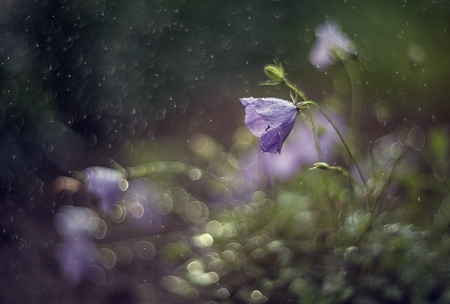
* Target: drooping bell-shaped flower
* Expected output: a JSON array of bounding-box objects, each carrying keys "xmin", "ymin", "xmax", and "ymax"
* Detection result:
[
  {"xmin": 240, "ymin": 97, "xmax": 298, "ymax": 154},
  {"xmin": 83, "ymin": 166, "xmax": 125, "ymax": 212},
  {"xmin": 308, "ymin": 19, "xmax": 356, "ymax": 70}
]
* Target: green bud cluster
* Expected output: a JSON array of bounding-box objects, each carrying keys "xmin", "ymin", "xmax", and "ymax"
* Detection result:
[{"xmin": 260, "ymin": 62, "xmax": 285, "ymax": 85}]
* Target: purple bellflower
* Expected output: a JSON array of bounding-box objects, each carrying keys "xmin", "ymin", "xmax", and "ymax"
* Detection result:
[
  {"xmin": 240, "ymin": 97, "xmax": 298, "ymax": 154},
  {"xmin": 83, "ymin": 166, "xmax": 124, "ymax": 213},
  {"xmin": 308, "ymin": 19, "xmax": 356, "ymax": 70}
]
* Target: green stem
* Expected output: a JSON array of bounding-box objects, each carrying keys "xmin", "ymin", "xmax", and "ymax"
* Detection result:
[
  {"xmin": 306, "ymin": 101, "xmax": 367, "ymax": 188},
  {"xmin": 354, "ymin": 148, "xmax": 406, "ymax": 245},
  {"xmin": 281, "ymin": 76, "xmax": 366, "ymax": 187},
  {"xmin": 124, "ymin": 161, "xmax": 224, "ymax": 184},
  {"xmin": 308, "ymin": 106, "xmax": 337, "ymax": 231},
  {"xmin": 283, "ymin": 77, "xmax": 345, "ymax": 231},
  {"xmin": 282, "ymin": 77, "xmax": 341, "ymax": 230},
  {"xmin": 327, "ymin": 165, "xmax": 361, "ymax": 186},
  {"xmin": 283, "ymin": 77, "xmax": 308, "ymax": 102},
  {"xmin": 308, "ymin": 107, "xmax": 324, "ymax": 161},
  {"xmin": 343, "ymin": 60, "xmax": 363, "ymax": 132}
]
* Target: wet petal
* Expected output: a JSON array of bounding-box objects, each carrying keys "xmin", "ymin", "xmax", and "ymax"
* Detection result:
[
  {"xmin": 277, "ymin": 113, "xmax": 297, "ymax": 151},
  {"xmin": 244, "ymin": 103, "xmax": 269, "ymax": 137},
  {"xmin": 253, "ymin": 98, "xmax": 298, "ymax": 129},
  {"xmin": 241, "ymin": 97, "xmax": 298, "ymax": 154},
  {"xmin": 240, "ymin": 97, "xmax": 255, "ymax": 107},
  {"xmin": 260, "ymin": 128, "xmax": 281, "ymax": 153}
]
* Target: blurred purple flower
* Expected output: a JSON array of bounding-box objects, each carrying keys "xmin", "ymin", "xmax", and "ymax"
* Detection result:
[
  {"xmin": 83, "ymin": 166, "xmax": 124, "ymax": 212},
  {"xmin": 308, "ymin": 19, "xmax": 356, "ymax": 70},
  {"xmin": 240, "ymin": 97, "xmax": 298, "ymax": 154},
  {"xmin": 54, "ymin": 206, "xmax": 98, "ymax": 285},
  {"xmin": 54, "ymin": 206, "xmax": 97, "ymax": 237},
  {"xmin": 56, "ymin": 238, "xmax": 97, "ymax": 285}
]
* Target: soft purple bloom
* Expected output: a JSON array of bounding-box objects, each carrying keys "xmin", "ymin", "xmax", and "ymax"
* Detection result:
[
  {"xmin": 83, "ymin": 166, "xmax": 124, "ymax": 212},
  {"xmin": 240, "ymin": 97, "xmax": 298, "ymax": 154},
  {"xmin": 56, "ymin": 239, "xmax": 97, "ymax": 285},
  {"xmin": 54, "ymin": 206, "xmax": 97, "ymax": 236},
  {"xmin": 308, "ymin": 20, "xmax": 356, "ymax": 70},
  {"xmin": 54, "ymin": 206, "xmax": 98, "ymax": 285}
]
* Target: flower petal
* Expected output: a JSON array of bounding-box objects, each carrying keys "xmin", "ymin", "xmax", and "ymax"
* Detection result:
[
  {"xmin": 241, "ymin": 97, "xmax": 298, "ymax": 154},
  {"xmin": 253, "ymin": 98, "xmax": 298, "ymax": 129},
  {"xmin": 259, "ymin": 127, "xmax": 281, "ymax": 153},
  {"xmin": 240, "ymin": 97, "xmax": 255, "ymax": 107},
  {"xmin": 308, "ymin": 19, "xmax": 356, "ymax": 70},
  {"xmin": 308, "ymin": 42, "xmax": 334, "ymax": 70},
  {"xmin": 317, "ymin": 20, "xmax": 355, "ymax": 54},
  {"xmin": 243, "ymin": 103, "xmax": 269, "ymax": 137},
  {"xmin": 277, "ymin": 113, "xmax": 297, "ymax": 150},
  {"xmin": 259, "ymin": 111, "xmax": 297, "ymax": 154}
]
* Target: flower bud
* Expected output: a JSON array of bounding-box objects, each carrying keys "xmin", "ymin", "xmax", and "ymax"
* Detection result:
[
  {"xmin": 313, "ymin": 162, "xmax": 331, "ymax": 170},
  {"xmin": 263, "ymin": 63, "xmax": 285, "ymax": 84}
]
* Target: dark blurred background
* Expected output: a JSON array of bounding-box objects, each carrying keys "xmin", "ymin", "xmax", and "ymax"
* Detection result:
[{"xmin": 1, "ymin": 0, "xmax": 450, "ymax": 303}]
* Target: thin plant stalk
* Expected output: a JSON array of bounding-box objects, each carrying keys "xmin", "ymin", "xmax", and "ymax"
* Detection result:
[
  {"xmin": 282, "ymin": 76, "xmax": 366, "ymax": 187},
  {"xmin": 355, "ymin": 149, "xmax": 406, "ymax": 245},
  {"xmin": 343, "ymin": 60, "xmax": 364, "ymax": 132},
  {"xmin": 283, "ymin": 77, "xmax": 307, "ymax": 102},
  {"xmin": 308, "ymin": 101, "xmax": 366, "ymax": 188},
  {"xmin": 284, "ymin": 77, "xmax": 339, "ymax": 231},
  {"xmin": 124, "ymin": 161, "xmax": 224, "ymax": 183},
  {"xmin": 308, "ymin": 106, "xmax": 338, "ymax": 231}
]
